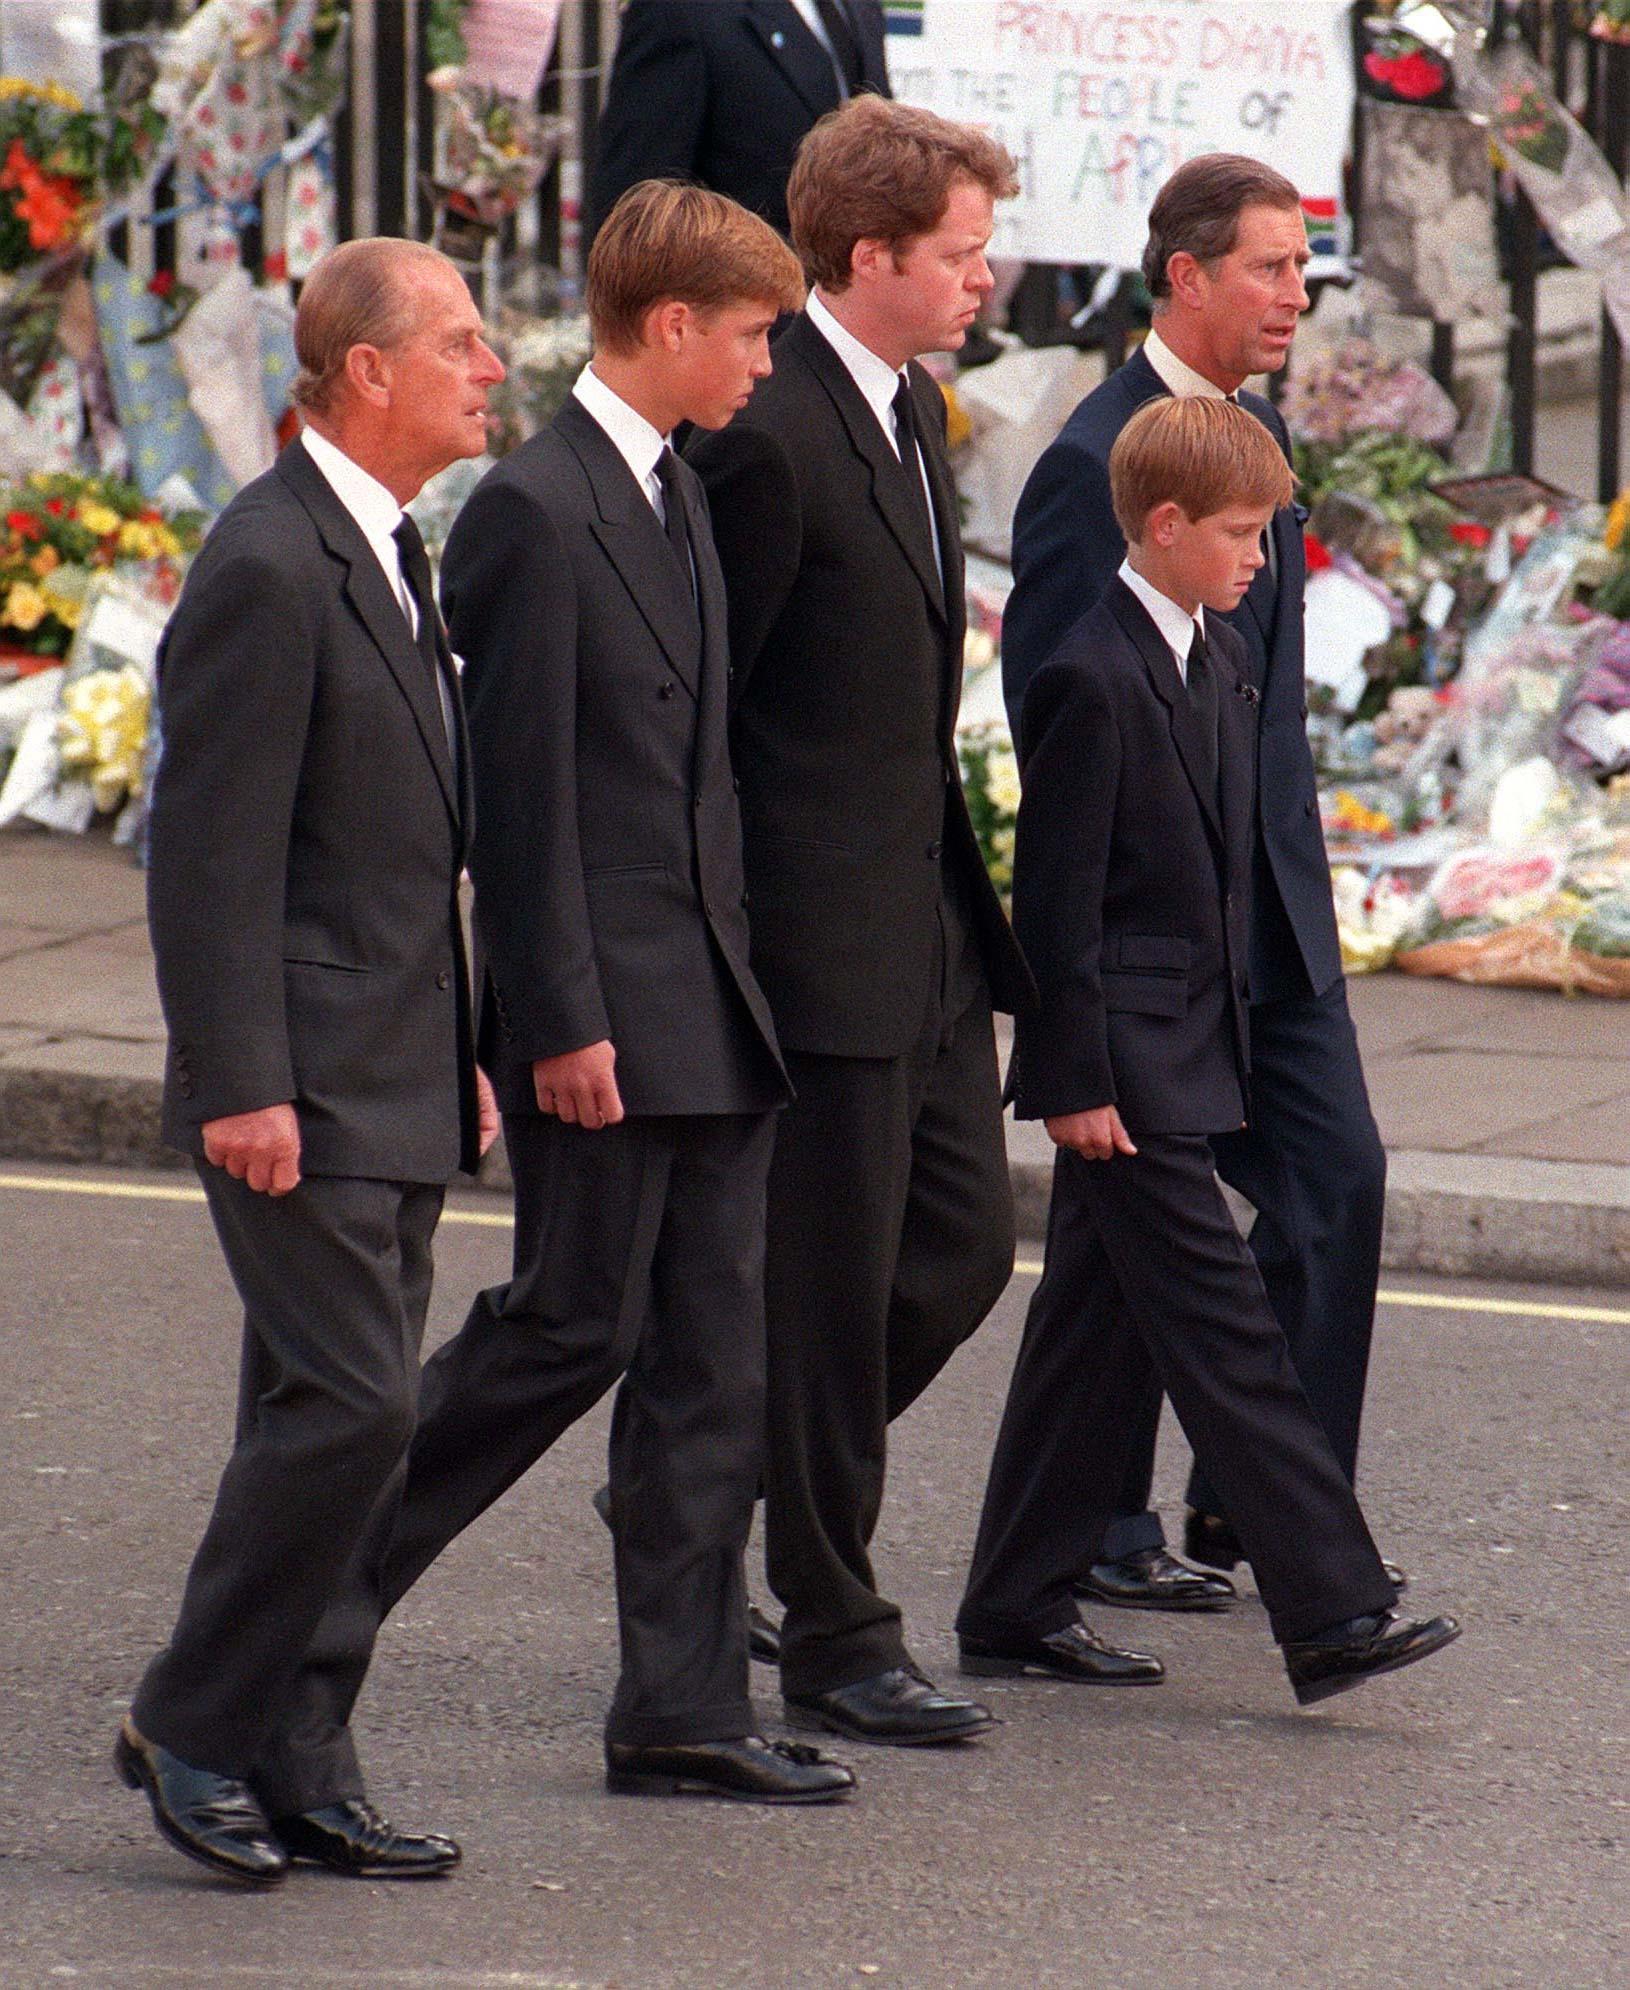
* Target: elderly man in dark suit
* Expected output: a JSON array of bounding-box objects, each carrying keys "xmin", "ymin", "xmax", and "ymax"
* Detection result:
[
  {"xmin": 263, "ymin": 181, "xmax": 854, "ymax": 1811},
  {"xmin": 1001, "ymin": 154, "xmax": 1400, "ymax": 1616},
  {"xmin": 117, "ymin": 238, "xmax": 504, "ymax": 1885},
  {"xmin": 588, "ymin": 0, "xmax": 890, "ymax": 242},
  {"xmin": 691, "ymin": 97, "xmax": 1155, "ymax": 1751}
]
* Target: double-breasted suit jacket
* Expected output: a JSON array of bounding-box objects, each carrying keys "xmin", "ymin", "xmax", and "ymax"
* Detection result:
[
  {"xmin": 588, "ymin": 0, "xmax": 891, "ymax": 242},
  {"xmin": 445, "ymin": 396, "xmax": 787, "ymax": 1120}
]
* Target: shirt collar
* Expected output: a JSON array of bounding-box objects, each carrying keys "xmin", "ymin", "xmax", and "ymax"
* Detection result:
[
  {"xmin": 807, "ymin": 289, "xmax": 907, "ymax": 446},
  {"xmin": 1118, "ymin": 557, "xmax": 1204, "ymax": 674},
  {"xmin": 572, "ymin": 362, "xmax": 668, "ymax": 497},
  {"xmin": 298, "ymin": 423, "xmax": 405, "ymax": 544},
  {"xmin": 1143, "ymin": 324, "xmax": 1235, "ymax": 402}
]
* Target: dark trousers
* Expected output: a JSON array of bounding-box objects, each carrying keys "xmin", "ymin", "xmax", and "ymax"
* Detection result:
[
  {"xmin": 132, "ymin": 1169, "xmax": 443, "ymax": 1781},
  {"xmin": 766, "ymin": 968, "xmax": 1014, "ymax": 1698},
  {"xmin": 1101, "ymin": 977, "xmax": 1386, "ymax": 1559},
  {"xmin": 957, "ymin": 1136, "xmax": 1395, "ymax": 1647},
  {"xmin": 256, "ymin": 1108, "xmax": 775, "ymax": 1812}
]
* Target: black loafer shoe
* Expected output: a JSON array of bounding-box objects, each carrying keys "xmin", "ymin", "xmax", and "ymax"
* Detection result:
[
  {"xmin": 747, "ymin": 1604, "xmax": 781, "ymax": 1666},
  {"xmin": 1384, "ymin": 1559, "xmax": 1408, "ymax": 1593},
  {"xmin": 958, "ymin": 1619, "xmax": 1165, "ymax": 1684},
  {"xmin": 1284, "ymin": 1610, "xmax": 1461, "ymax": 1707},
  {"xmin": 114, "ymin": 1719, "xmax": 287, "ymax": 1886},
  {"xmin": 273, "ymin": 1799, "xmax": 460, "ymax": 1877},
  {"xmin": 606, "ymin": 1735, "xmax": 855, "ymax": 1804},
  {"xmin": 784, "ymin": 1665, "xmax": 994, "ymax": 1746},
  {"xmin": 1076, "ymin": 1547, "xmax": 1236, "ymax": 1612}
]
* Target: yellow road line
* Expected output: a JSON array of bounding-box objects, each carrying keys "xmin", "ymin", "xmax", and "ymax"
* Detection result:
[
  {"xmin": 1011, "ymin": 1255, "xmax": 1630, "ymax": 1322},
  {"xmin": 2, "ymin": 1172, "xmax": 1627, "ymax": 1321}
]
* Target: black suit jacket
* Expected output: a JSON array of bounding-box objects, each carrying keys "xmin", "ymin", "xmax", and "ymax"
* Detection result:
[
  {"xmin": 1002, "ymin": 346, "xmax": 1340, "ymax": 1005},
  {"xmin": 147, "ymin": 437, "xmax": 479, "ymax": 1181},
  {"xmin": 687, "ymin": 309, "xmax": 1032, "ymax": 1059},
  {"xmin": 441, "ymin": 394, "xmax": 788, "ymax": 1121},
  {"xmin": 1010, "ymin": 579, "xmax": 1254, "ymax": 1136},
  {"xmin": 588, "ymin": 0, "xmax": 890, "ymax": 240}
]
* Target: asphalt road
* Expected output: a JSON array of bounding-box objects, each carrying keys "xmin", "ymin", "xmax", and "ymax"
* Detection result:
[{"xmin": 1, "ymin": 1162, "xmax": 1626, "ymax": 1989}]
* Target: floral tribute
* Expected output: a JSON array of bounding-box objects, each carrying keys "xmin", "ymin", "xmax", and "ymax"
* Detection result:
[
  {"xmin": 0, "ymin": 78, "xmax": 163, "ymax": 277},
  {"xmin": 0, "ymin": 472, "xmax": 200, "ymax": 661}
]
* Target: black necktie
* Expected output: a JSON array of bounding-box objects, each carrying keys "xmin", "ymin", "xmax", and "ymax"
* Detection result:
[
  {"xmin": 891, "ymin": 375, "xmax": 937, "ymax": 554},
  {"xmin": 392, "ymin": 515, "xmax": 450, "ymax": 708},
  {"xmin": 1186, "ymin": 625, "xmax": 1219, "ymax": 804},
  {"xmin": 654, "ymin": 447, "xmax": 696, "ymax": 602},
  {"xmin": 813, "ymin": 0, "xmax": 865, "ymax": 93}
]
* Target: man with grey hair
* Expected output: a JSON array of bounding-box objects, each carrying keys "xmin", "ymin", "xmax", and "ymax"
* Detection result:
[
  {"xmin": 115, "ymin": 237, "xmax": 504, "ymax": 1886},
  {"xmin": 995, "ymin": 154, "xmax": 1400, "ymax": 1640}
]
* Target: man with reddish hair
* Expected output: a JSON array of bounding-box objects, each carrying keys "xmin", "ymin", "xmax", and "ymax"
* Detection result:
[{"xmin": 692, "ymin": 97, "xmax": 1154, "ymax": 1750}]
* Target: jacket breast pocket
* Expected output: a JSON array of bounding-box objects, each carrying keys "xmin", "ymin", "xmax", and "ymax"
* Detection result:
[
  {"xmin": 1117, "ymin": 935, "xmax": 1190, "ymax": 975},
  {"xmin": 1101, "ymin": 971, "xmax": 1188, "ymax": 1018}
]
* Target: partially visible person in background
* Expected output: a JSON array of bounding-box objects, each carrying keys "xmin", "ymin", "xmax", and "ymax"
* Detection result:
[{"xmin": 588, "ymin": 0, "xmax": 890, "ymax": 244}]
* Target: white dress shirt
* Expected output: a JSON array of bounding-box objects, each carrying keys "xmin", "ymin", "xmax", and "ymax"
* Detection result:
[
  {"xmin": 1142, "ymin": 324, "xmax": 1233, "ymax": 402},
  {"xmin": 299, "ymin": 422, "xmax": 421, "ymax": 634},
  {"xmin": 1117, "ymin": 556, "xmax": 1204, "ymax": 688},
  {"xmin": 805, "ymin": 289, "xmax": 944, "ymax": 587},
  {"xmin": 571, "ymin": 362, "xmax": 670, "ymax": 519}
]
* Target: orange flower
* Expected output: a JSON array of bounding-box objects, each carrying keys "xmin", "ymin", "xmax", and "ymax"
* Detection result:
[{"xmin": 0, "ymin": 139, "xmax": 82, "ymax": 251}]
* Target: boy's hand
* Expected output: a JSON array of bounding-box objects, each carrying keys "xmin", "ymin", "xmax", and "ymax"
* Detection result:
[{"xmin": 1045, "ymin": 1105, "xmax": 1137, "ymax": 1160}]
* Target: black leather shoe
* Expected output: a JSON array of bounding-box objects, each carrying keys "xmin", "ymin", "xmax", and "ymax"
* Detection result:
[
  {"xmin": 958, "ymin": 1619, "xmax": 1165, "ymax": 1684},
  {"xmin": 1183, "ymin": 1508, "xmax": 1246, "ymax": 1571},
  {"xmin": 1187, "ymin": 1510, "xmax": 1409, "ymax": 1593},
  {"xmin": 747, "ymin": 1604, "xmax": 781, "ymax": 1666},
  {"xmin": 784, "ymin": 1665, "xmax": 994, "ymax": 1745},
  {"xmin": 1284, "ymin": 1610, "xmax": 1461, "ymax": 1707},
  {"xmin": 606, "ymin": 1735, "xmax": 855, "ymax": 1803},
  {"xmin": 114, "ymin": 1719, "xmax": 287, "ymax": 1886},
  {"xmin": 1076, "ymin": 1547, "xmax": 1236, "ymax": 1612},
  {"xmin": 273, "ymin": 1799, "xmax": 460, "ymax": 1877}
]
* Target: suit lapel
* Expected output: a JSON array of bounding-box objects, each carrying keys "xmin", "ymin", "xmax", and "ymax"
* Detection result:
[
  {"xmin": 276, "ymin": 439, "xmax": 460, "ymax": 826},
  {"xmin": 1216, "ymin": 648, "xmax": 1257, "ymax": 886},
  {"xmin": 556, "ymin": 397, "xmax": 702, "ymax": 698},
  {"xmin": 791, "ymin": 314, "xmax": 948, "ymax": 624},
  {"xmin": 913, "ymin": 365, "xmax": 966, "ymax": 732},
  {"xmin": 1106, "ymin": 579, "xmax": 1223, "ymax": 852},
  {"xmin": 680, "ymin": 461, "xmax": 733, "ymax": 785},
  {"xmin": 742, "ymin": 0, "xmax": 842, "ymax": 116}
]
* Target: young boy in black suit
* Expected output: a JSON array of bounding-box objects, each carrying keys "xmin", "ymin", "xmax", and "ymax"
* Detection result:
[{"xmin": 956, "ymin": 397, "xmax": 1460, "ymax": 1707}]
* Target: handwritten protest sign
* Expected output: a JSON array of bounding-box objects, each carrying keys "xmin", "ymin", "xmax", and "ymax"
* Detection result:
[{"xmin": 885, "ymin": 1, "xmax": 1355, "ymax": 270}]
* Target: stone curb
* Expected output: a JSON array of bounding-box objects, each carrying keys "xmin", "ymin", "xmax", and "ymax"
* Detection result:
[{"xmin": 4, "ymin": 1061, "xmax": 1629, "ymax": 1290}]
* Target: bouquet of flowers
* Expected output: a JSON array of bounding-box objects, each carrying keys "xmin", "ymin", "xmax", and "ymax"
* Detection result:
[
  {"xmin": 1491, "ymin": 77, "xmax": 1570, "ymax": 175},
  {"xmin": 0, "ymin": 471, "xmax": 200, "ymax": 663},
  {"xmin": 957, "ymin": 719, "xmax": 1020, "ymax": 905},
  {"xmin": 0, "ymin": 78, "xmax": 162, "ymax": 278},
  {"xmin": 430, "ymin": 77, "xmax": 564, "ymax": 231},
  {"xmin": 1360, "ymin": 25, "xmax": 1454, "ymax": 108}
]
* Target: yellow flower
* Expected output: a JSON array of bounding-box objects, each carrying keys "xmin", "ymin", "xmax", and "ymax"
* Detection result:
[
  {"xmin": 941, "ymin": 381, "xmax": 973, "ymax": 451},
  {"xmin": 117, "ymin": 518, "xmax": 176, "ymax": 559},
  {"xmin": 1606, "ymin": 489, "xmax": 1630, "ymax": 553},
  {"xmin": 42, "ymin": 586, "xmax": 81, "ymax": 629},
  {"xmin": 3, "ymin": 579, "xmax": 49, "ymax": 631},
  {"xmin": 0, "ymin": 77, "xmax": 83, "ymax": 111},
  {"xmin": 75, "ymin": 501, "xmax": 123, "ymax": 536}
]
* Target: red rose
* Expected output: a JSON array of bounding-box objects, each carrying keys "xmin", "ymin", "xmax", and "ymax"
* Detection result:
[
  {"xmin": 1450, "ymin": 520, "xmax": 1492, "ymax": 548},
  {"xmin": 1389, "ymin": 49, "xmax": 1448, "ymax": 100},
  {"xmin": 1304, "ymin": 530, "xmax": 1333, "ymax": 572}
]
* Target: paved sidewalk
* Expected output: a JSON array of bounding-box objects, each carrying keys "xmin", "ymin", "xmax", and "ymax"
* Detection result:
[{"xmin": 3, "ymin": 821, "xmax": 1629, "ymax": 1281}]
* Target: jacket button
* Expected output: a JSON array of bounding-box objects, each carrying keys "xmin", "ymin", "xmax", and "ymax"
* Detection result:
[
  {"xmin": 741, "ymin": 891, "xmax": 750, "ymax": 909},
  {"xmin": 1304, "ymin": 798, "xmax": 1316, "ymax": 817},
  {"xmin": 436, "ymin": 970, "xmax": 451, "ymax": 990},
  {"xmin": 659, "ymin": 680, "xmax": 675, "ymax": 699},
  {"xmin": 733, "ymin": 776, "xmax": 741, "ymax": 794},
  {"xmin": 927, "ymin": 839, "xmax": 943, "ymax": 859}
]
